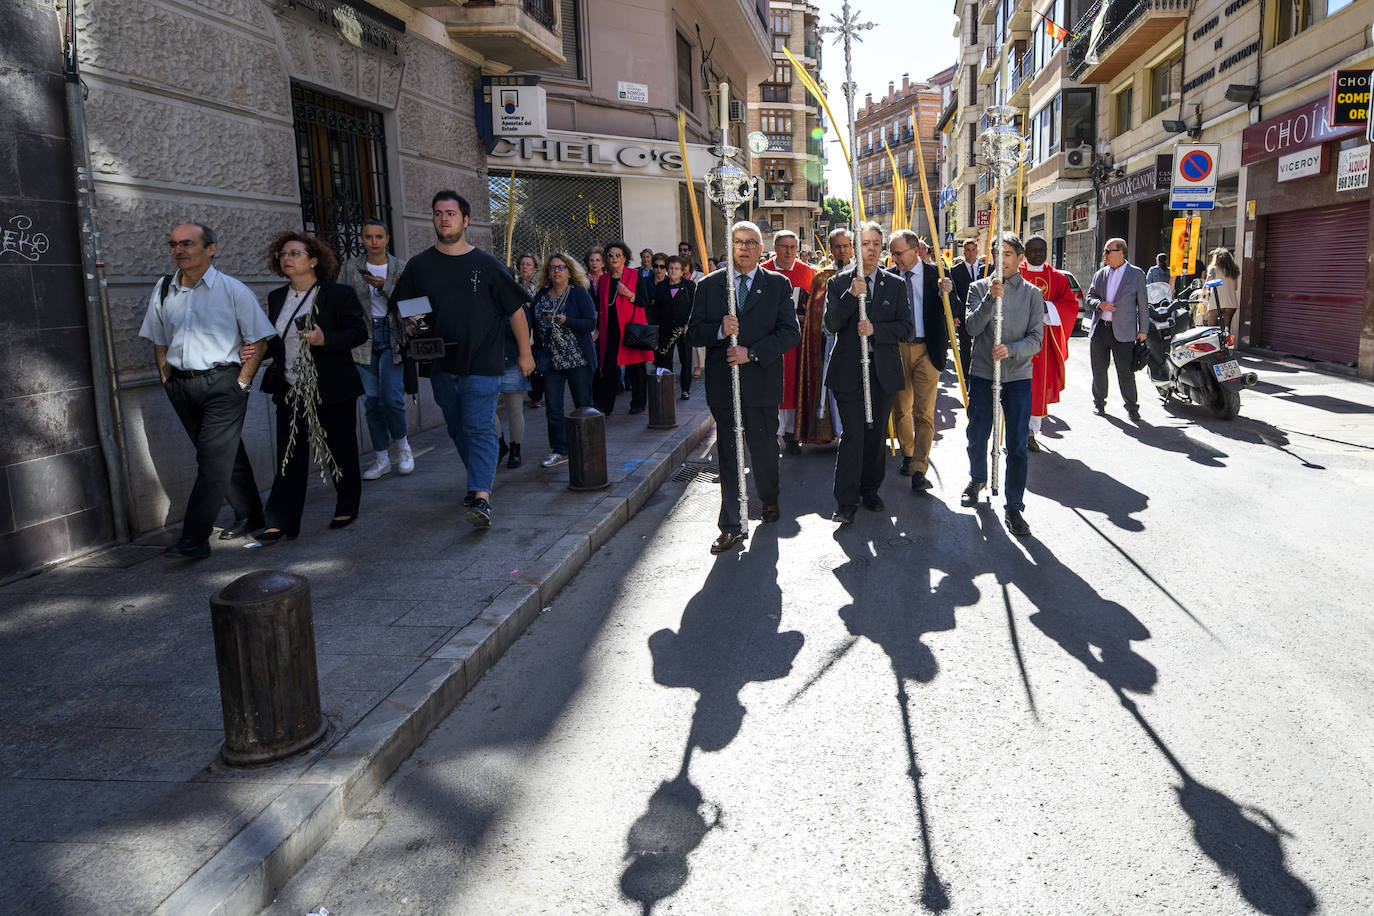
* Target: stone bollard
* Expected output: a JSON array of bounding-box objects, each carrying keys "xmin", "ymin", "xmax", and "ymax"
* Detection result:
[
  {"xmin": 646, "ymin": 369, "xmax": 678, "ymax": 430},
  {"xmin": 567, "ymin": 406, "xmax": 609, "ymax": 491},
  {"xmin": 209, "ymin": 571, "xmax": 327, "ymax": 766}
]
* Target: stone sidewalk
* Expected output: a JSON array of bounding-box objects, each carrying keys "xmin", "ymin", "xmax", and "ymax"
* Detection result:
[{"xmin": 0, "ymin": 393, "xmax": 713, "ymax": 916}]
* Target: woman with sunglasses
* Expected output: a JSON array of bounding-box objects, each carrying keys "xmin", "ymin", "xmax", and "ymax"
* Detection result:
[
  {"xmin": 531, "ymin": 254, "xmax": 597, "ymax": 467},
  {"xmin": 592, "ymin": 241, "xmax": 654, "ymax": 414}
]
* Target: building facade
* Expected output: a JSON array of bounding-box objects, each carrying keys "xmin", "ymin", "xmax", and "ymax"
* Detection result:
[
  {"xmin": 487, "ymin": 0, "xmax": 772, "ymax": 266},
  {"xmin": 854, "ymin": 73, "xmax": 950, "ymax": 240},
  {"xmin": 951, "ymin": 0, "xmax": 1373, "ymax": 376},
  {"xmin": 746, "ymin": 0, "xmax": 827, "ymax": 249}
]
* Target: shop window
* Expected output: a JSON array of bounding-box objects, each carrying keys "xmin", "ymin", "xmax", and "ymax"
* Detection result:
[
  {"xmin": 291, "ymin": 85, "xmax": 392, "ymax": 262},
  {"xmin": 677, "ymin": 33, "xmax": 693, "ymax": 111},
  {"xmin": 1149, "ymin": 50, "xmax": 1183, "ymax": 117},
  {"xmin": 1113, "ymin": 85, "xmax": 1133, "ymax": 137},
  {"xmin": 489, "ymin": 172, "xmax": 621, "ymax": 265}
]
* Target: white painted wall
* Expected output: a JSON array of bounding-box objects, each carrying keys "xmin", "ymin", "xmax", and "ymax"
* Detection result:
[{"xmin": 620, "ymin": 176, "xmax": 681, "ymax": 254}]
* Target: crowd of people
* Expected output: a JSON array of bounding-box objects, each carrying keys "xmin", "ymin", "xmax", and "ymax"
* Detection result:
[{"xmin": 140, "ymin": 191, "xmax": 1240, "ymax": 559}]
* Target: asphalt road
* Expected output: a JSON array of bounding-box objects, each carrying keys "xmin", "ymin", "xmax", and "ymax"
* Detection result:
[{"xmin": 266, "ymin": 346, "xmax": 1374, "ymax": 915}]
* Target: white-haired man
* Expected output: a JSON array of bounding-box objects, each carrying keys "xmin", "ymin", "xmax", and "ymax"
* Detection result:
[{"xmin": 687, "ymin": 221, "xmax": 801, "ymax": 554}]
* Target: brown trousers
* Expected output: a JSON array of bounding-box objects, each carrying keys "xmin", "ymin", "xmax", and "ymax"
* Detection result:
[{"xmin": 892, "ymin": 340, "xmax": 941, "ymax": 473}]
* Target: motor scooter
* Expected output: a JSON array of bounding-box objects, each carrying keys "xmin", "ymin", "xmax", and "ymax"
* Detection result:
[{"xmin": 1144, "ymin": 280, "xmax": 1257, "ymax": 420}]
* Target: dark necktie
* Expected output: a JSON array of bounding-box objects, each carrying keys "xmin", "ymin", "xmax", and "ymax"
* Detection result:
[
  {"xmin": 737, "ymin": 274, "xmax": 750, "ymax": 312},
  {"xmin": 904, "ymin": 270, "xmax": 918, "ymax": 339}
]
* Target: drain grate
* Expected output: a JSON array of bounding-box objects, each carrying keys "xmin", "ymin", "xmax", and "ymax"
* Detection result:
[{"xmin": 671, "ymin": 462, "xmax": 719, "ymax": 484}]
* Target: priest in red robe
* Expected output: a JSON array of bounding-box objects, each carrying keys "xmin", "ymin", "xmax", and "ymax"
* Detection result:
[
  {"xmin": 1019, "ymin": 235, "xmax": 1079, "ymax": 452},
  {"xmin": 762, "ymin": 230, "xmax": 816, "ymax": 454}
]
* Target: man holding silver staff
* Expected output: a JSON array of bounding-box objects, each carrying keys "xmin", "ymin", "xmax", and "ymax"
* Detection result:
[
  {"xmin": 687, "ymin": 220, "xmax": 800, "ymax": 554},
  {"xmin": 960, "ymin": 233, "xmax": 1043, "ymax": 537},
  {"xmin": 825, "ymin": 222, "xmax": 912, "ymax": 524}
]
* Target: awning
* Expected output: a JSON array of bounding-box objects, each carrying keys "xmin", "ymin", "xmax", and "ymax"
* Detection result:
[{"xmin": 1027, "ymin": 178, "xmax": 1094, "ymax": 204}]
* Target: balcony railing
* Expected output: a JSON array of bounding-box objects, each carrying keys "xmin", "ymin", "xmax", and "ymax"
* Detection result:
[
  {"xmin": 967, "ymin": 152, "xmax": 978, "ymax": 167},
  {"xmin": 807, "ymin": 182, "xmax": 823, "ymax": 202},
  {"xmin": 765, "ymin": 183, "xmax": 793, "ymax": 202},
  {"xmin": 1009, "ymin": 48, "xmax": 1034, "ymax": 94},
  {"xmin": 1068, "ymin": 0, "xmax": 1190, "ymax": 79},
  {"xmin": 900, "ymin": 164, "xmax": 914, "ymax": 176},
  {"xmin": 803, "ymin": 39, "xmax": 818, "ymax": 59},
  {"xmin": 522, "ymin": 0, "xmax": 555, "ymax": 29},
  {"xmin": 978, "ymin": 172, "xmax": 992, "ymax": 195},
  {"xmin": 765, "ymin": 132, "xmax": 793, "ymax": 152},
  {"xmin": 761, "ymin": 84, "xmax": 790, "ymax": 103}
]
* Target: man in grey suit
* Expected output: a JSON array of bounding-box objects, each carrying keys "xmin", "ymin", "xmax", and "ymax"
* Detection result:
[{"xmin": 1086, "ymin": 237, "xmax": 1149, "ymax": 420}]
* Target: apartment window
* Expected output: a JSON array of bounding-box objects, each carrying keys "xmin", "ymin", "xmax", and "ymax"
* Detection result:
[
  {"xmin": 967, "ymin": 4, "xmax": 978, "ymax": 40},
  {"xmin": 773, "ymin": 62, "xmax": 792, "ymax": 84},
  {"xmin": 967, "ymin": 68, "xmax": 978, "ymax": 105},
  {"xmin": 761, "ymin": 160, "xmax": 793, "ymax": 183},
  {"xmin": 1113, "ymin": 85, "xmax": 1133, "ymax": 137},
  {"xmin": 538, "ymin": 0, "xmax": 583, "ymax": 80},
  {"xmin": 770, "ymin": 9, "xmax": 791, "ymax": 34},
  {"xmin": 1062, "ymin": 88, "xmax": 1094, "ymax": 148},
  {"xmin": 760, "ymin": 110, "xmax": 792, "ymax": 133},
  {"xmin": 1149, "ymin": 50, "xmax": 1183, "ymax": 117},
  {"xmin": 677, "ymin": 32, "xmax": 693, "ymax": 110},
  {"xmin": 292, "ymin": 85, "xmax": 392, "ymax": 261},
  {"xmin": 1273, "ymin": 0, "xmax": 1352, "ymax": 44}
]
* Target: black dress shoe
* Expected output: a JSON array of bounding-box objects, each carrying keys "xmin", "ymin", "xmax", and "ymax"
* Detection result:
[
  {"xmin": 1126, "ymin": 407, "xmax": 1142, "ymax": 422},
  {"xmin": 861, "ymin": 493, "xmax": 885, "ymax": 512},
  {"xmin": 898, "ymin": 456, "xmax": 914, "ymax": 476},
  {"xmin": 1093, "ymin": 403, "xmax": 1107, "ymax": 416},
  {"xmin": 710, "ymin": 530, "xmax": 747, "ymax": 554},
  {"xmin": 328, "ymin": 516, "xmax": 356, "ymax": 530},
  {"xmin": 164, "ymin": 536, "xmax": 210, "ymax": 559},
  {"xmin": 831, "ymin": 505, "xmax": 857, "ymax": 524},
  {"xmin": 1005, "ymin": 509, "xmax": 1031, "ymax": 537},
  {"xmin": 960, "ymin": 480, "xmax": 985, "ymax": 507},
  {"xmin": 784, "ymin": 436, "xmax": 801, "ymax": 455},
  {"xmin": 628, "ymin": 406, "xmax": 645, "ymax": 415},
  {"xmin": 910, "ymin": 471, "xmax": 933, "ymax": 492},
  {"xmin": 761, "ymin": 504, "xmax": 781, "ymax": 523},
  {"xmin": 257, "ymin": 528, "xmax": 298, "ymax": 543},
  {"xmin": 219, "ymin": 516, "xmax": 264, "ymax": 540}
]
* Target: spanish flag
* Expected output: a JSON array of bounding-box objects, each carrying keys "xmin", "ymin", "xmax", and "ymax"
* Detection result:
[{"xmin": 1044, "ymin": 18, "xmax": 1069, "ymax": 42}]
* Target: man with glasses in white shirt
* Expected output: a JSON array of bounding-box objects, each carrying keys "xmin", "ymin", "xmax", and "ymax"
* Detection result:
[{"xmin": 140, "ymin": 223, "xmax": 276, "ymax": 558}]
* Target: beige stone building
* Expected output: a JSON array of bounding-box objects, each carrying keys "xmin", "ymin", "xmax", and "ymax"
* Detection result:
[
  {"xmin": 745, "ymin": 0, "xmax": 826, "ymax": 249},
  {"xmin": 487, "ymin": 0, "xmax": 773, "ymax": 264},
  {"xmin": 951, "ymin": 0, "xmax": 1374, "ymax": 375}
]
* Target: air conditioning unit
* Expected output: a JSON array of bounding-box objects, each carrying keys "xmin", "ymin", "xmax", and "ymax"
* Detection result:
[
  {"xmin": 1064, "ymin": 145, "xmax": 1092, "ymax": 170},
  {"xmin": 729, "ymin": 100, "xmax": 746, "ymax": 123}
]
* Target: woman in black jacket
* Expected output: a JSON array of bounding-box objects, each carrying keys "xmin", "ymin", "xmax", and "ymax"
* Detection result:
[
  {"xmin": 649, "ymin": 254, "xmax": 696, "ymax": 400},
  {"xmin": 258, "ymin": 232, "xmax": 368, "ymax": 541}
]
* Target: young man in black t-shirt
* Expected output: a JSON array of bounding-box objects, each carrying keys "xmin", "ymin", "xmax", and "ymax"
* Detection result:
[{"xmin": 391, "ymin": 191, "xmax": 532, "ymax": 527}]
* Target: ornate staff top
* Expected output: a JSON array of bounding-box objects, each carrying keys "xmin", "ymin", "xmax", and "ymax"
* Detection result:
[{"xmin": 980, "ymin": 104, "xmax": 1026, "ymax": 179}]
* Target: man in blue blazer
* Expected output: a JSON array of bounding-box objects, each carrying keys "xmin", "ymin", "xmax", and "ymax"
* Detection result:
[
  {"xmin": 1086, "ymin": 237, "xmax": 1149, "ymax": 420},
  {"xmin": 824, "ymin": 222, "xmax": 913, "ymax": 523},
  {"xmin": 687, "ymin": 221, "xmax": 801, "ymax": 554}
]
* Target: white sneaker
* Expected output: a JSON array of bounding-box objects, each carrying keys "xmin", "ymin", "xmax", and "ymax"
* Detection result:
[
  {"xmin": 361, "ymin": 456, "xmax": 391, "ymax": 480},
  {"xmin": 396, "ymin": 447, "xmax": 415, "ymax": 475},
  {"xmin": 541, "ymin": 452, "xmax": 568, "ymax": 468}
]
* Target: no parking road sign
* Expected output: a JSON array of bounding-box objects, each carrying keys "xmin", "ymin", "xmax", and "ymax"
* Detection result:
[{"xmin": 1170, "ymin": 143, "xmax": 1220, "ymax": 210}]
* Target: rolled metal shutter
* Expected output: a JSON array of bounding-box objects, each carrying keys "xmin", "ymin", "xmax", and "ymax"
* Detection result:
[{"xmin": 1260, "ymin": 202, "xmax": 1367, "ymax": 365}]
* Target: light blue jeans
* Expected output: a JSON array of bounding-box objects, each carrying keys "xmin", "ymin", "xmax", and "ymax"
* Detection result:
[
  {"xmin": 357, "ymin": 318, "xmax": 407, "ymax": 450},
  {"xmin": 429, "ymin": 369, "xmax": 500, "ymax": 495}
]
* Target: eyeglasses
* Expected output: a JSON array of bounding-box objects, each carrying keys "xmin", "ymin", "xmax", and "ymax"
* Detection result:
[
  {"xmin": 278, "ymin": 248, "xmax": 309, "ymax": 259},
  {"xmin": 1103, "ymin": 246, "xmax": 1125, "ymax": 254},
  {"xmin": 167, "ymin": 240, "xmax": 200, "ymax": 250},
  {"xmin": 653, "ymin": 263, "xmax": 667, "ymax": 270},
  {"xmin": 731, "ymin": 239, "xmax": 762, "ymax": 249},
  {"xmin": 549, "ymin": 264, "xmax": 568, "ymax": 272}
]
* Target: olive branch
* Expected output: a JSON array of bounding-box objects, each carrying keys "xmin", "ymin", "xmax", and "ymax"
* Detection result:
[{"xmin": 280, "ymin": 305, "xmax": 342, "ymax": 483}]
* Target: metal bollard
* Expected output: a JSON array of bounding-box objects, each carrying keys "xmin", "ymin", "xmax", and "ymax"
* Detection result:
[
  {"xmin": 646, "ymin": 369, "xmax": 678, "ymax": 430},
  {"xmin": 209, "ymin": 571, "xmax": 327, "ymax": 766},
  {"xmin": 567, "ymin": 406, "xmax": 609, "ymax": 491}
]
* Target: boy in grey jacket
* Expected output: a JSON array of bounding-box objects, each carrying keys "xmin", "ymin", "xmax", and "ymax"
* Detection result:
[{"xmin": 961, "ymin": 233, "xmax": 1044, "ymax": 536}]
